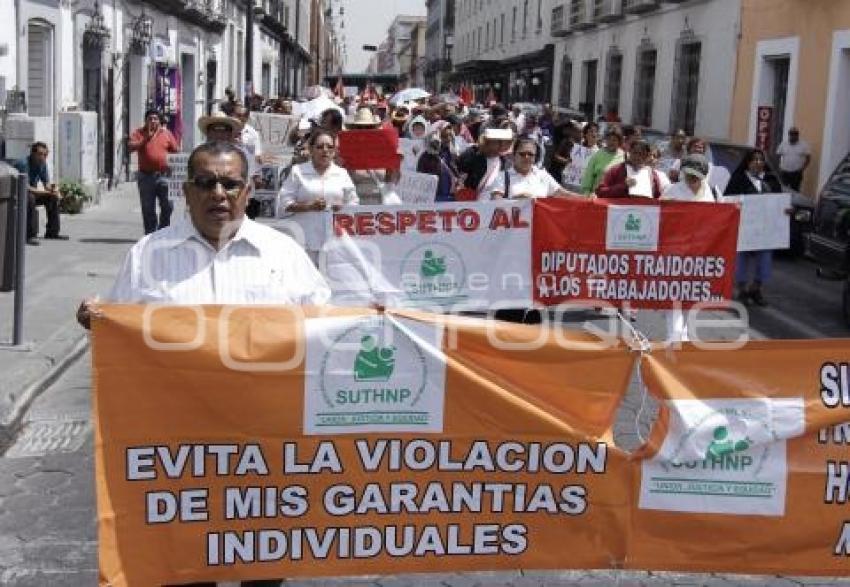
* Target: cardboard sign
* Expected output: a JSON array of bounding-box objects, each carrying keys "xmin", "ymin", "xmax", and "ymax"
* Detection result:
[
  {"xmin": 397, "ymin": 171, "xmax": 439, "ymax": 204},
  {"xmin": 338, "ymin": 128, "xmax": 401, "ymax": 170},
  {"xmin": 249, "ymin": 113, "xmax": 300, "ymax": 162},
  {"xmin": 722, "ymin": 193, "xmax": 791, "ymax": 252},
  {"xmin": 532, "ymin": 198, "xmax": 740, "ymax": 309}
]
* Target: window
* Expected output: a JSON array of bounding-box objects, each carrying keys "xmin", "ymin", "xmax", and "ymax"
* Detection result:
[
  {"xmin": 27, "ymin": 20, "xmax": 52, "ymax": 117},
  {"xmin": 500, "ymin": 13, "xmax": 505, "ymax": 44},
  {"xmin": 493, "ymin": 18, "xmax": 497, "ymax": 48},
  {"xmin": 632, "ymin": 46, "xmax": 657, "ymax": 127},
  {"xmin": 581, "ymin": 59, "xmax": 598, "ymax": 121},
  {"xmin": 670, "ymin": 39, "xmax": 702, "ymax": 135},
  {"xmin": 486, "ymin": 21, "xmax": 490, "ymax": 50},
  {"xmin": 523, "ymin": 0, "xmax": 529, "ymax": 37},
  {"xmin": 603, "ymin": 48, "xmax": 623, "ymax": 118},
  {"xmin": 559, "ymin": 56, "xmax": 572, "ymax": 108},
  {"xmin": 512, "ymin": 7, "xmax": 517, "ymax": 41}
]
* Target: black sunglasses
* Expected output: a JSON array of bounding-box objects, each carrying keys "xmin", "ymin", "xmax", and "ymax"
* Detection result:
[{"xmin": 190, "ymin": 176, "xmax": 246, "ymax": 198}]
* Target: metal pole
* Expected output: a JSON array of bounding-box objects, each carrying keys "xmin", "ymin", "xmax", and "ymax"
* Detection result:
[
  {"xmin": 245, "ymin": 0, "xmax": 254, "ymax": 95},
  {"xmin": 13, "ymin": 173, "xmax": 26, "ymax": 346}
]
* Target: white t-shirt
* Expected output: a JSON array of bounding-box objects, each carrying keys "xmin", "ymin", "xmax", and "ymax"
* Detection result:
[
  {"xmin": 277, "ymin": 161, "xmax": 358, "ymax": 212},
  {"xmin": 490, "ymin": 167, "xmax": 561, "ymax": 199},
  {"xmin": 776, "ymin": 140, "xmax": 811, "ymax": 172},
  {"xmin": 477, "ymin": 156, "xmax": 503, "ymax": 196}
]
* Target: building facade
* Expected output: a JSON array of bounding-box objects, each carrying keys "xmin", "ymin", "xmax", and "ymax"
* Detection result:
[
  {"xmin": 729, "ymin": 0, "xmax": 850, "ymax": 195},
  {"xmin": 452, "ymin": 0, "xmax": 557, "ymax": 104},
  {"xmin": 424, "ymin": 0, "xmax": 455, "ymax": 92},
  {"xmin": 550, "ymin": 0, "xmax": 740, "ymax": 138},
  {"xmin": 398, "ymin": 20, "xmax": 427, "ymax": 88},
  {"xmin": 0, "ymin": 0, "xmax": 323, "ymax": 192},
  {"xmin": 372, "ymin": 15, "xmax": 428, "ymax": 76}
]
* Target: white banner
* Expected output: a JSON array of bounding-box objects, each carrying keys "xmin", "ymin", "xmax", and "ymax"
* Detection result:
[
  {"xmin": 323, "ymin": 201, "xmax": 534, "ymax": 311},
  {"xmin": 398, "ymin": 171, "xmax": 439, "ymax": 204},
  {"xmin": 722, "ymin": 193, "xmax": 791, "ymax": 252}
]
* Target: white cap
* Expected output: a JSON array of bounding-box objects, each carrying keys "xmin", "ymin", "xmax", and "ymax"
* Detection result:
[{"xmin": 482, "ymin": 127, "xmax": 514, "ymax": 141}]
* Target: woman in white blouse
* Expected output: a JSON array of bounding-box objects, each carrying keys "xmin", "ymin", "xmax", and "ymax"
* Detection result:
[
  {"xmin": 278, "ymin": 129, "xmax": 358, "ymax": 214},
  {"xmin": 490, "ymin": 137, "xmax": 571, "ymax": 199}
]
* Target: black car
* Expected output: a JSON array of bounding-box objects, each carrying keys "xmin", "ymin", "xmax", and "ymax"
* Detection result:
[
  {"xmin": 806, "ymin": 152, "xmax": 850, "ymax": 324},
  {"xmin": 706, "ymin": 141, "xmax": 815, "ymax": 255}
]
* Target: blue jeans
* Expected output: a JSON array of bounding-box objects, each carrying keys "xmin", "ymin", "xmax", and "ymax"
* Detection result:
[
  {"xmin": 137, "ymin": 172, "xmax": 172, "ymax": 234},
  {"xmin": 735, "ymin": 250, "xmax": 772, "ymax": 285}
]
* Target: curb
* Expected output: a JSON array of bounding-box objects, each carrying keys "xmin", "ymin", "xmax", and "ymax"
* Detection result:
[{"xmin": 0, "ymin": 331, "xmax": 90, "ymax": 446}]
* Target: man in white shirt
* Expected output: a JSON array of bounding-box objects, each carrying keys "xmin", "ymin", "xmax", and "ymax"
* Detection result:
[
  {"xmin": 234, "ymin": 104, "xmax": 263, "ymax": 163},
  {"xmin": 776, "ymin": 127, "xmax": 811, "ymax": 190},
  {"xmin": 77, "ymin": 141, "xmax": 330, "ymax": 327}
]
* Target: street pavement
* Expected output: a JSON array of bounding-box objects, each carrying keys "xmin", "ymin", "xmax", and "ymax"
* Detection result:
[{"xmin": 1, "ymin": 184, "xmax": 850, "ymax": 585}]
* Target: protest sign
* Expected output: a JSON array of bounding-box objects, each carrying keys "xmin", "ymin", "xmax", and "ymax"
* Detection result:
[
  {"xmin": 166, "ymin": 153, "xmax": 190, "ymax": 199},
  {"xmin": 249, "ymin": 113, "xmax": 300, "ymax": 162},
  {"xmin": 532, "ymin": 198, "xmax": 739, "ymax": 309},
  {"xmin": 561, "ymin": 145, "xmax": 595, "ymax": 190},
  {"xmin": 722, "ymin": 192, "xmax": 791, "ymax": 252},
  {"xmin": 398, "ymin": 138, "xmax": 422, "ymax": 172},
  {"xmin": 94, "ymin": 305, "xmax": 635, "ymax": 585},
  {"xmin": 329, "ymin": 201, "xmax": 534, "ymax": 310},
  {"xmin": 397, "ymin": 171, "xmax": 439, "ymax": 204},
  {"xmin": 338, "ymin": 128, "xmax": 401, "ymax": 170},
  {"xmin": 631, "ymin": 340, "xmax": 850, "ymax": 576}
]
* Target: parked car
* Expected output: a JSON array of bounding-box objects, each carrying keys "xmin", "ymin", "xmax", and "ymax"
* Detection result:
[{"xmin": 805, "ymin": 151, "xmax": 850, "ymax": 324}]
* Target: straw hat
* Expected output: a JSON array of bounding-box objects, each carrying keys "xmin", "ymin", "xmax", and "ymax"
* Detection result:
[
  {"xmin": 346, "ymin": 107, "xmax": 381, "ymax": 128},
  {"xmin": 198, "ymin": 111, "xmax": 244, "ymax": 136}
]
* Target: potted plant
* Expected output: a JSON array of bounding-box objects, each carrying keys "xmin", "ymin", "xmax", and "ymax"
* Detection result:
[{"xmin": 58, "ymin": 180, "xmax": 92, "ymax": 214}]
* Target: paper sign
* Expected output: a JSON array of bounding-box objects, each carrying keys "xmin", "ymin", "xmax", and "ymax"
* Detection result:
[
  {"xmin": 397, "ymin": 171, "xmax": 439, "ymax": 204},
  {"xmin": 249, "ymin": 113, "xmax": 300, "ymax": 162},
  {"xmin": 166, "ymin": 153, "xmax": 190, "ymax": 199},
  {"xmin": 338, "ymin": 128, "xmax": 401, "ymax": 170},
  {"xmin": 722, "ymin": 193, "xmax": 791, "ymax": 251},
  {"xmin": 561, "ymin": 145, "xmax": 595, "ymax": 190}
]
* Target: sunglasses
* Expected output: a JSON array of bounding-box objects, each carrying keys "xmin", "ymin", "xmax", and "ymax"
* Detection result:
[{"xmin": 190, "ymin": 176, "xmax": 246, "ymax": 198}]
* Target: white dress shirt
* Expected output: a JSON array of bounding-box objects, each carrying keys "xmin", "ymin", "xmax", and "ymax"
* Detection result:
[
  {"xmin": 240, "ymin": 124, "xmax": 263, "ymax": 158},
  {"xmin": 490, "ymin": 166, "xmax": 561, "ymax": 199},
  {"xmin": 108, "ymin": 218, "xmax": 331, "ymax": 305},
  {"xmin": 277, "ymin": 161, "xmax": 358, "ymax": 213}
]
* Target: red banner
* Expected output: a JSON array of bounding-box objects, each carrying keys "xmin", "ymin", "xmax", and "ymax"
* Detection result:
[
  {"xmin": 338, "ymin": 127, "xmax": 401, "ymax": 170},
  {"xmin": 532, "ymin": 198, "xmax": 740, "ymax": 309}
]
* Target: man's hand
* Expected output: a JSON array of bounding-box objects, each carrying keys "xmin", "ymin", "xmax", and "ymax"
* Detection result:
[{"xmin": 76, "ymin": 297, "xmax": 103, "ymax": 330}]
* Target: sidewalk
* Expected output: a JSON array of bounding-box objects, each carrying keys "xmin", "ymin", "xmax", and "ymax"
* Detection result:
[{"xmin": 0, "ymin": 183, "xmax": 143, "ymax": 441}]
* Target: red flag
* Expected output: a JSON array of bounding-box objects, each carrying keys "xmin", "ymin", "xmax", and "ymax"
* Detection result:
[
  {"xmin": 334, "ymin": 76, "xmax": 344, "ymax": 98},
  {"xmin": 459, "ymin": 84, "xmax": 473, "ymax": 105}
]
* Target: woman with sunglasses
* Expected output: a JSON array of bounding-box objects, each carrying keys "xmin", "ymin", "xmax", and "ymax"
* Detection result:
[
  {"xmin": 490, "ymin": 137, "xmax": 571, "ymax": 200},
  {"xmin": 277, "ymin": 129, "xmax": 358, "ymax": 215}
]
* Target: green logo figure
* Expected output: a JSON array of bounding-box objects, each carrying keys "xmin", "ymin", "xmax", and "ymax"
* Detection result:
[
  {"xmin": 353, "ymin": 335, "xmax": 396, "ymax": 381},
  {"xmin": 625, "ymin": 213, "xmax": 641, "ymax": 232},
  {"xmin": 705, "ymin": 426, "xmax": 752, "ymax": 460},
  {"xmin": 420, "ymin": 249, "xmax": 447, "ymax": 278}
]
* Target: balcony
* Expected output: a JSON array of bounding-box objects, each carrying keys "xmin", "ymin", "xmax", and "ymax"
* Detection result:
[
  {"xmin": 569, "ymin": 0, "xmax": 595, "ymax": 31},
  {"xmin": 594, "ymin": 0, "xmax": 623, "ymax": 23},
  {"xmin": 623, "ymin": 0, "xmax": 660, "ymax": 13},
  {"xmin": 551, "ymin": 5, "xmax": 570, "ymax": 37},
  {"xmin": 144, "ymin": 0, "xmax": 226, "ymax": 33}
]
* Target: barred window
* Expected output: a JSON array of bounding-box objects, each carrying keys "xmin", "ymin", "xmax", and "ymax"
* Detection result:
[
  {"xmin": 670, "ymin": 39, "xmax": 701, "ymax": 135},
  {"xmin": 632, "ymin": 46, "xmax": 657, "ymax": 127},
  {"xmin": 603, "ymin": 48, "xmax": 622, "ymax": 118},
  {"xmin": 559, "ymin": 57, "xmax": 572, "ymax": 108}
]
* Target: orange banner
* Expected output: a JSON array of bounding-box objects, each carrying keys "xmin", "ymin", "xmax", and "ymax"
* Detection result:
[
  {"xmin": 633, "ymin": 340, "xmax": 850, "ymax": 576},
  {"xmin": 93, "ymin": 306, "xmax": 635, "ymax": 586}
]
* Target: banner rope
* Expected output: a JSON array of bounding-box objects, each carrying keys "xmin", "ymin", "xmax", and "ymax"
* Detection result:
[{"xmin": 616, "ymin": 309, "xmax": 652, "ymax": 447}]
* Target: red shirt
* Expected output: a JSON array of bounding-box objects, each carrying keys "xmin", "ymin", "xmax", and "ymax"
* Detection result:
[{"xmin": 130, "ymin": 127, "xmax": 179, "ymax": 173}]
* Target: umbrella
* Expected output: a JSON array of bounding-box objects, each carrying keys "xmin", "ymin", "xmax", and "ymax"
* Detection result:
[
  {"xmin": 389, "ymin": 88, "xmax": 430, "ymax": 107},
  {"xmin": 301, "ymin": 95, "xmax": 344, "ymax": 122},
  {"xmin": 437, "ymin": 93, "xmax": 461, "ymax": 105}
]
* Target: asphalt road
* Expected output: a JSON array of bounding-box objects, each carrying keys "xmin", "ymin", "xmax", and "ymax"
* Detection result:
[{"xmin": 0, "ymin": 253, "xmax": 848, "ymax": 586}]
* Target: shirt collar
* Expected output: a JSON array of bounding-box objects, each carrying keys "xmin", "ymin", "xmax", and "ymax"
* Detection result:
[{"xmin": 173, "ymin": 217, "xmax": 264, "ymax": 253}]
